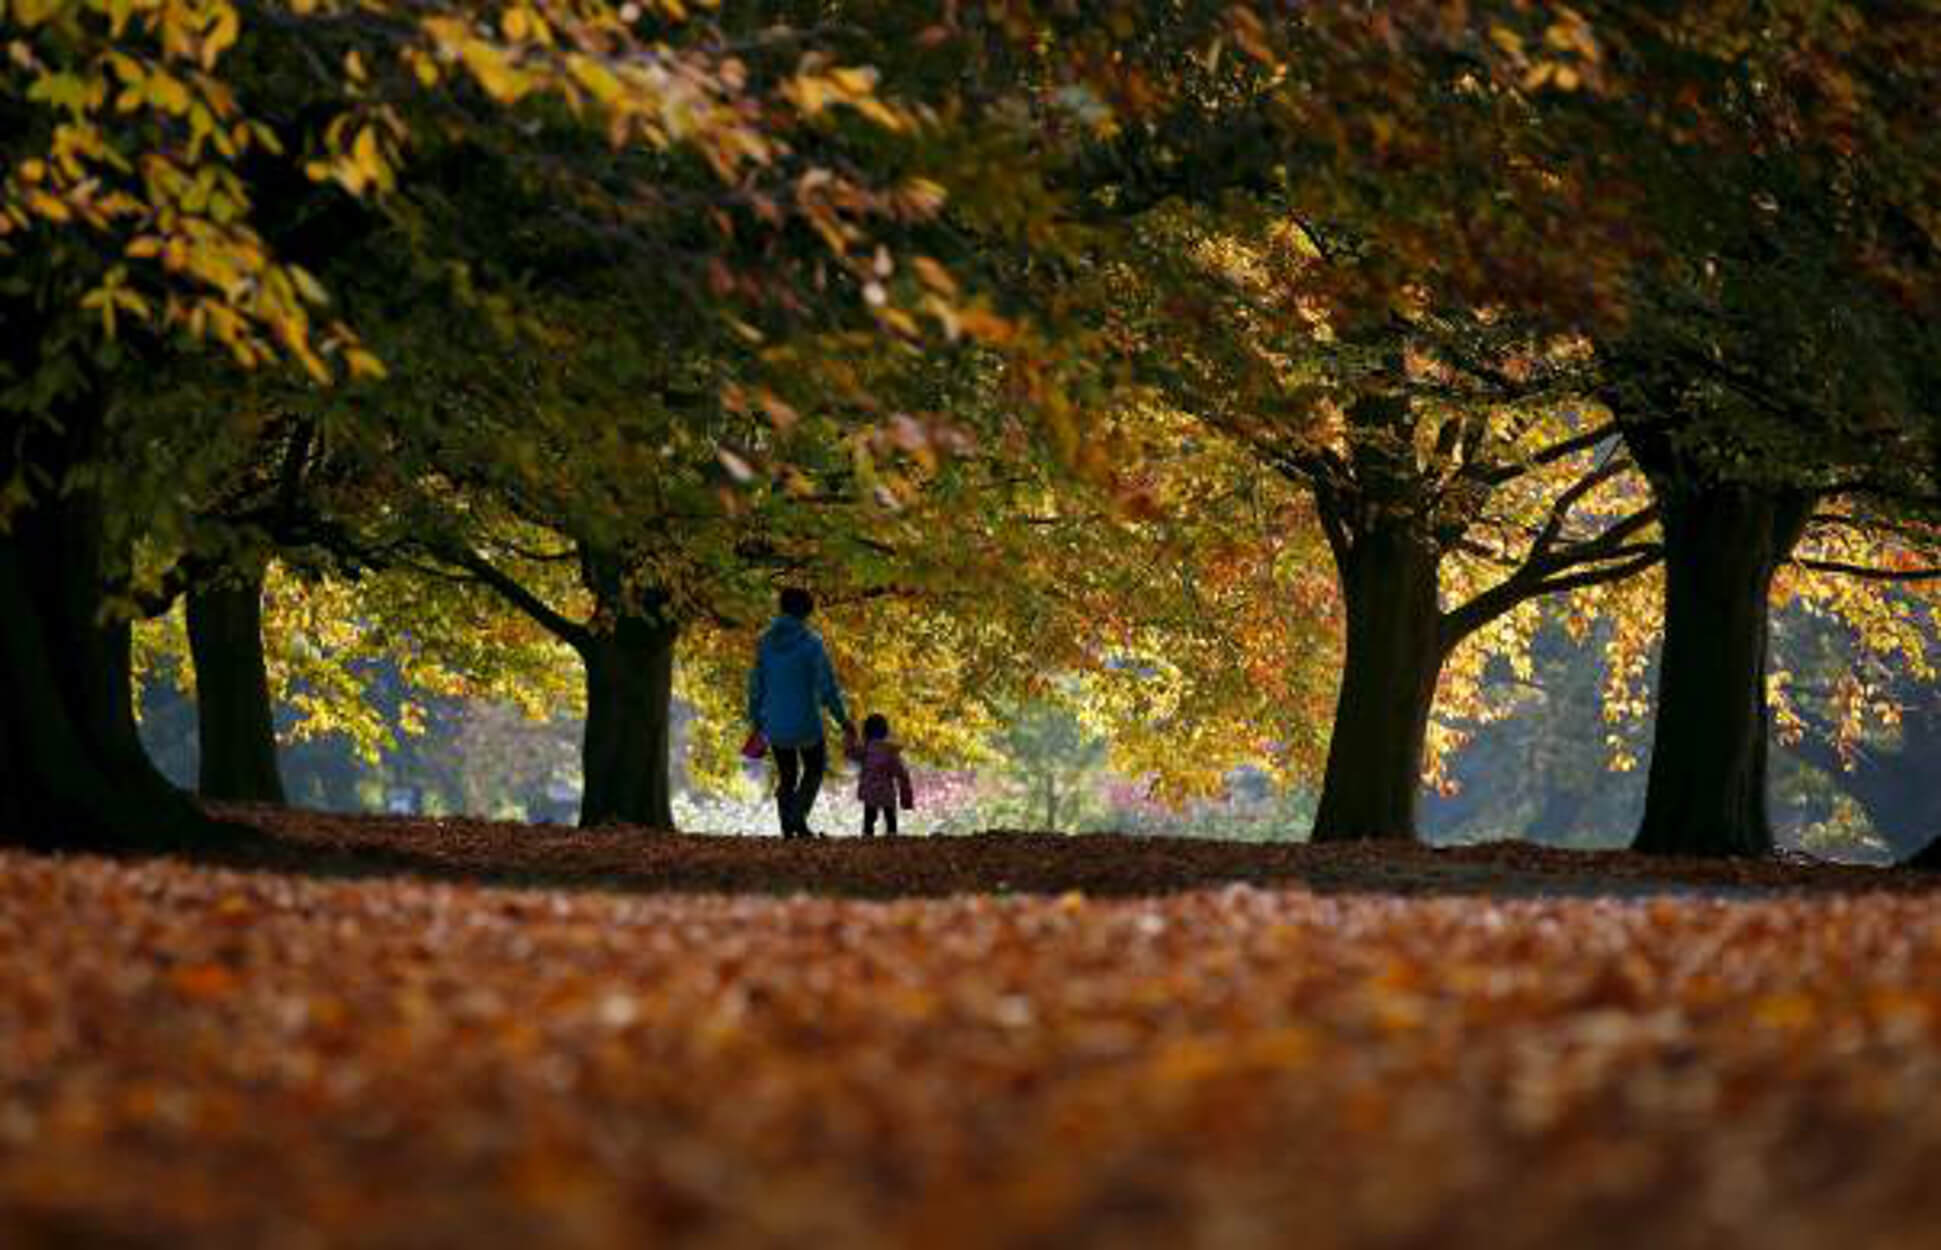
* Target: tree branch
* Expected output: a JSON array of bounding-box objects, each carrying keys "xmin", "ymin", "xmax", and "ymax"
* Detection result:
[
  {"xmin": 1526, "ymin": 459, "xmax": 1633, "ymax": 560},
  {"xmin": 438, "ymin": 545, "xmax": 590, "ymax": 648},
  {"xmin": 1441, "ymin": 501, "xmax": 1660, "ymax": 645},
  {"xmin": 1794, "ymin": 558, "xmax": 1941, "ymax": 583},
  {"xmin": 1464, "ymin": 419, "xmax": 1623, "ymax": 489}
]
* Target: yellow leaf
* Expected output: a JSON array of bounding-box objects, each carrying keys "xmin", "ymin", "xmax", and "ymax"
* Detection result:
[
  {"xmin": 351, "ymin": 126, "xmax": 388, "ymax": 193},
  {"xmin": 830, "ymin": 65, "xmax": 877, "ymax": 95},
  {"xmin": 456, "ymin": 38, "xmax": 530, "ymax": 103},
  {"xmin": 202, "ymin": 6, "xmax": 240, "ymax": 69},
  {"xmin": 25, "ymin": 190, "xmax": 70, "ymax": 221},
  {"xmin": 407, "ymin": 49, "xmax": 440, "ymax": 88},
  {"xmin": 564, "ymin": 53, "xmax": 621, "ymax": 105},
  {"xmin": 147, "ymin": 70, "xmax": 191, "ymax": 115},
  {"xmin": 289, "ymin": 264, "xmax": 330, "ymax": 305}
]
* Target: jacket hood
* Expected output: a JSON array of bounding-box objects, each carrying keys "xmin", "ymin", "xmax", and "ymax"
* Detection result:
[{"xmin": 759, "ymin": 615, "xmax": 816, "ymax": 658}]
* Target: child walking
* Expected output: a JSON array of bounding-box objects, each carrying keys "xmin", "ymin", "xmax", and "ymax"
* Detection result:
[{"xmin": 844, "ymin": 714, "xmax": 914, "ymax": 836}]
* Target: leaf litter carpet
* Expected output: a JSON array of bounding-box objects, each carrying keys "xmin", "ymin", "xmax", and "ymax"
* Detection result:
[{"xmin": 4, "ymin": 811, "xmax": 1941, "ymax": 1249}]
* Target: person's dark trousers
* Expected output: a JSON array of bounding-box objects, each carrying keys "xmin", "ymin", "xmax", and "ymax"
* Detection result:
[
  {"xmin": 773, "ymin": 740, "xmax": 827, "ymax": 837},
  {"xmin": 862, "ymin": 805, "xmax": 897, "ymax": 837}
]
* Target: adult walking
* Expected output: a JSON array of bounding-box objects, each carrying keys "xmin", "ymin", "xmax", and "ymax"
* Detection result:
[{"xmin": 747, "ymin": 587, "xmax": 853, "ymax": 838}]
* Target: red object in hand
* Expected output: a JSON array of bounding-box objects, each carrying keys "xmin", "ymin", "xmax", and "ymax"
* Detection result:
[{"xmin": 740, "ymin": 729, "xmax": 769, "ymax": 760}]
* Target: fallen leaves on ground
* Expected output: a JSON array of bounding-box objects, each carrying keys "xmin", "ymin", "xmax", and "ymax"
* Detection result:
[
  {"xmin": 213, "ymin": 804, "xmax": 1941, "ymax": 900},
  {"xmin": 3, "ymin": 818, "xmax": 1940, "ymax": 1248}
]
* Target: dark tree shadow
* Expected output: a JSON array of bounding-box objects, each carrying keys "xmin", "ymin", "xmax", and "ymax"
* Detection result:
[{"xmin": 15, "ymin": 804, "xmax": 1934, "ymax": 904}]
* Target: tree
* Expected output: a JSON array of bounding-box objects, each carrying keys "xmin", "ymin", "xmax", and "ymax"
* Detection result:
[
  {"xmin": 1766, "ymin": 577, "xmax": 1941, "ymax": 862},
  {"xmin": 1, "ymin": 0, "xmax": 951, "ymax": 847},
  {"xmin": 1216, "ymin": 2, "xmax": 1941, "ymax": 854},
  {"xmin": 1051, "ymin": 184, "xmax": 1656, "ymax": 842},
  {"xmin": 847, "ymin": 7, "xmax": 1672, "ymax": 843},
  {"xmin": 184, "ymin": 567, "xmax": 283, "ymax": 803},
  {"xmin": 986, "ymin": 698, "xmax": 1108, "ymax": 832},
  {"xmin": 1554, "ymin": 6, "xmax": 1941, "ymax": 856}
]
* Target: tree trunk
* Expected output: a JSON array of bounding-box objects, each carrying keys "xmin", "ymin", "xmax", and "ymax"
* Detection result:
[
  {"xmin": 0, "ymin": 477, "xmax": 223, "ymax": 850},
  {"xmin": 1631, "ymin": 482, "xmax": 1813, "ymax": 857},
  {"xmin": 1311, "ymin": 525, "xmax": 1445, "ymax": 843},
  {"xmin": 186, "ymin": 567, "xmax": 286, "ymax": 804},
  {"xmin": 576, "ymin": 614, "xmax": 678, "ymax": 830}
]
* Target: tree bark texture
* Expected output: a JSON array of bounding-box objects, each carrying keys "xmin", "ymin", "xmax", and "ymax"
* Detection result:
[
  {"xmin": 576, "ymin": 614, "xmax": 678, "ymax": 830},
  {"xmin": 0, "ymin": 458, "xmax": 217, "ymax": 849},
  {"xmin": 1310, "ymin": 524, "xmax": 1446, "ymax": 843},
  {"xmin": 186, "ymin": 568, "xmax": 286, "ymax": 804},
  {"xmin": 1631, "ymin": 482, "xmax": 1813, "ymax": 857}
]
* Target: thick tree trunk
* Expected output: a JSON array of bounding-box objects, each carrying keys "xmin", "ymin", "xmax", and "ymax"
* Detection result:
[
  {"xmin": 1311, "ymin": 526, "xmax": 1445, "ymax": 843},
  {"xmin": 1631, "ymin": 483, "xmax": 1812, "ymax": 857},
  {"xmin": 186, "ymin": 568, "xmax": 286, "ymax": 804},
  {"xmin": 576, "ymin": 615, "xmax": 678, "ymax": 830},
  {"xmin": 0, "ymin": 483, "xmax": 221, "ymax": 850}
]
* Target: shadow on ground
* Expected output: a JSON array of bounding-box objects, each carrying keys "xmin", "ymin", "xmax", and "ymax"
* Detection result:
[{"xmin": 60, "ymin": 805, "xmax": 1923, "ymax": 902}]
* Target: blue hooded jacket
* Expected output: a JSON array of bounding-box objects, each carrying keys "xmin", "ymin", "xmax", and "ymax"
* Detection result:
[{"xmin": 747, "ymin": 615, "xmax": 850, "ymax": 748}]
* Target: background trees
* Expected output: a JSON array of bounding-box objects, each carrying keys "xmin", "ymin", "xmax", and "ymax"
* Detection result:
[
  {"xmin": 1, "ymin": 0, "xmax": 958, "ymax": 845},
  {"xmin": 1212, "ymin": 1, "xmax": 1941, "ymax": 855},
  {"xmin": 7, "ymin": 1, "xmax": 1940, "ymax": 857}
]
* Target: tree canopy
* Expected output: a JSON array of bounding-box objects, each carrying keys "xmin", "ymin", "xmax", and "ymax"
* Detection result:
[{"xmin": 6, "ymin": 0, "xmax": 1941, "ymax": 859}]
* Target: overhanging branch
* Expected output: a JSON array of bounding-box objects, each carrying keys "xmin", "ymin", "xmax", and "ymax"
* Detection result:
[{"xmin": 1795, "ymin": 558, "xmax": 1941, "ymax": 583}]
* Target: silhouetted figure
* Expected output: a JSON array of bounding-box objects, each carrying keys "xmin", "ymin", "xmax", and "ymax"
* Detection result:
[
  {"xmin": 845, "ymin": 713, "xmax": 915, "ymax": 836},
  {"xmin": 747, "ymin": 587, "xmax": 852, "ymax": 838}
]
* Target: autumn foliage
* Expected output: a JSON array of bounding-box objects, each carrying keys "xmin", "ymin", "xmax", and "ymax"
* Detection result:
[
  {"xmin": 6, "ymin": 2, "xmax": 1941, "ymax": 1239},
  {"xmin": 5, "ymin": 817, "xmax": 1941, "ymax": 1247}
]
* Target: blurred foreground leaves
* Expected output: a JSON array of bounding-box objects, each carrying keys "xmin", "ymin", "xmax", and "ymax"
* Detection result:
[{"xmin": 3, "ymin": 819, "xmax": 1941, "ymax": 1248}]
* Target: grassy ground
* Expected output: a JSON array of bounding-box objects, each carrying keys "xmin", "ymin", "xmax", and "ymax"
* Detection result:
[{"xmin": 3, "ymin": 810, "xmax": 1939, "ymax": 1248}]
